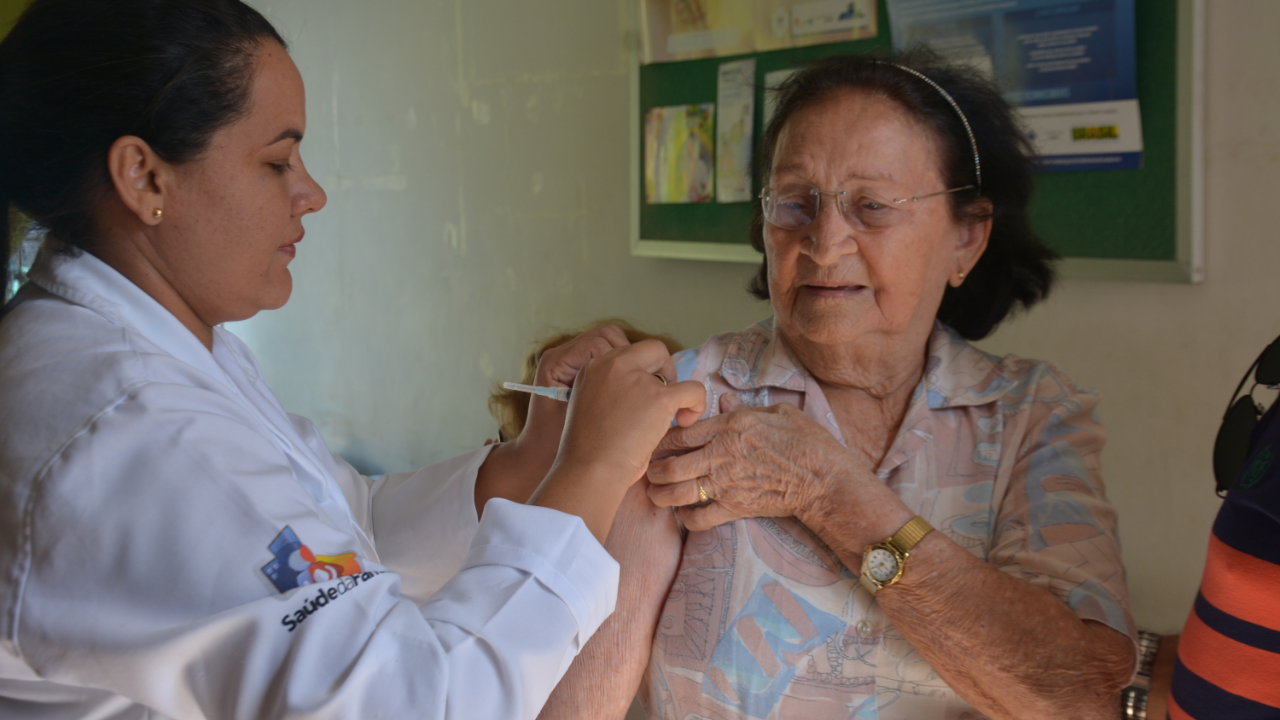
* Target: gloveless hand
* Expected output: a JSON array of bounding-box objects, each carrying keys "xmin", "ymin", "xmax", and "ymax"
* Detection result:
[
  {"xmin": 533, "ymin": 340, "xmax": 705, "ymax": 542},
  {"xmin": 646, "ymin": 394, "xmax": 906, "ymax": 540},
  {"xmin": 518, "ymin": 324, "xmax": 631, "ymax": 448},
  {"xmin": 473, "ymin": 325, "xmax": 634, "ymax": 516},
  {"xmin": 555, "ymin": 340, "xmax": 704, "ymax": 484}
]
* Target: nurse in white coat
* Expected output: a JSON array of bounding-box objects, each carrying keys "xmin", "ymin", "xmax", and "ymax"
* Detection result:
[{"xmin": 0, "ymin": 1, "xmax": 703, "ymax": 718}]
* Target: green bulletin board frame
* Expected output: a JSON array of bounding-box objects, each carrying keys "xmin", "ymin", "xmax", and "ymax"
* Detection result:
[
  {"xmin": 0, "ymin": 0, "xmax": 26, "ymax": 33},
  {"xmin": 630, "ymin": 0, "xmax": 1204, "ymax": 283}
]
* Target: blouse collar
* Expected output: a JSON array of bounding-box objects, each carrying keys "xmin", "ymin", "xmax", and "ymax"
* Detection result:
[{"xmin": 719, "ymin": 318, "xmax": 1011, "ymax": 409}]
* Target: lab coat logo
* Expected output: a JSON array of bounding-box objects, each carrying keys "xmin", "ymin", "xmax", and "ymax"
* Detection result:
[{"xmin": 261, "ymin": 526, "xmax": 363, "ymax": 593}]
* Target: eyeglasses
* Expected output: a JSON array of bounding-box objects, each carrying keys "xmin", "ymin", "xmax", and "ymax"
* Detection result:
[{"xmin": 759, "ymin": 183, "xmax": 976, "ymax": 231}]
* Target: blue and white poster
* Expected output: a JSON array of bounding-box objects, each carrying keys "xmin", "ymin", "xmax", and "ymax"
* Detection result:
[{"xmin": 887, "ymin": 0, "xmax": 1141, "ymax": 172}]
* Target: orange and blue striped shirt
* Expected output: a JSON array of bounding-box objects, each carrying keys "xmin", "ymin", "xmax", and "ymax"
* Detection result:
[{"xmin": 1170, "ymin": 404, "xmax": 1280, "ymax": 719}]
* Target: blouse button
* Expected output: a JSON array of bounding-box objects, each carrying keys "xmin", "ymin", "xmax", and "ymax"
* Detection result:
[{"xmin": 855, "ymin": 619, "xmax": 875, "ymax": 638}]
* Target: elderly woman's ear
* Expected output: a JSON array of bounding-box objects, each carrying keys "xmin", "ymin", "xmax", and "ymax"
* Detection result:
[{"xmin": 952, "ymin": 198, "xmax": 993, "ymax": 287}]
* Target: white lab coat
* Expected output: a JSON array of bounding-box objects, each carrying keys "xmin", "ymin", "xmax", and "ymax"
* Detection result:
[{"xmin": 0, "ymin": 250, "xmax": 619, "ymax": 719}]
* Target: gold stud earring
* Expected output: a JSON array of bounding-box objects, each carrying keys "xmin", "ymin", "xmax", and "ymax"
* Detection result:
[
  {"xmin": 957, "ymin": 271, "xmax": 966, "ymax": 281},
  {"xmin": 152, "ymin": 209, "xmax": 163, "ymax": 220}
]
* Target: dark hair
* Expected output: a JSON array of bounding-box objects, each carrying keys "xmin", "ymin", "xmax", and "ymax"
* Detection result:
[
  {"xmin": 0, "ymin": 0, "xmax": 286, "ymax": 288},
  {"xmin": 748, "ymin": 49, "xmax": 1057, "ymax": 340}
]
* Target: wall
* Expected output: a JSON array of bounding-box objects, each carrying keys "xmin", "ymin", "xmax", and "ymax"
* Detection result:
[
  {"xmin": 238, "ymin": 0, "xmax": 769, "ymax": 472},
  {"xmin": 238, "ymin": 0, "xmax": 1280, "ymax": 634}
]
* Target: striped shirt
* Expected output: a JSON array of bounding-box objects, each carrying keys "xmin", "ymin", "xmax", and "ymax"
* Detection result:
[{"xmin": 1170, "ymin": 403, "xmax": 1280, "ymax": 718}]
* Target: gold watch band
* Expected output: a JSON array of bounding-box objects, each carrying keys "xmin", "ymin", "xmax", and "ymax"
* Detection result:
[
  {"xmin": 889, "ymin": 516, "xmax": 934, "ymax": 554},
  {"xmin": 859, "ymin": 516, "xmax": 935, "ymax": 597}
]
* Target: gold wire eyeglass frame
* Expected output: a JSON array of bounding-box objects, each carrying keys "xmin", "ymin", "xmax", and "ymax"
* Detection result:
[{"xmin": 758, "ymin": 184, "xmax": 977, "ymax": 229}]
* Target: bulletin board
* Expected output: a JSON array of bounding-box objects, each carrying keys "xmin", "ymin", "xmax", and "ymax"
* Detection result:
[{"xmin": 629, "ymin": 0, "xmax": 1205, "ymax": 283}]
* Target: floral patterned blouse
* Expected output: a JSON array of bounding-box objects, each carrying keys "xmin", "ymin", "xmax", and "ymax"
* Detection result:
[{"xmin": 642, "ymin": 318, "xmax": 1136, "ymax": 720}]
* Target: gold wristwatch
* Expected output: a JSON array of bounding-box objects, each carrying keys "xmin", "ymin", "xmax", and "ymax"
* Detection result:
[{"xmin": 859, "ymin": 516, "xmax": 934, "ymax": 595}]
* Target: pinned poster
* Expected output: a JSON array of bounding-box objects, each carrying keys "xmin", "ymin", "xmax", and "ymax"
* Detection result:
[
  {"xmin": 640, "ymin": 0, "xmax": 877, "ymax": 64},
  {"xmin": 716, "ymin": 59, "xmax": 756, "ymax": 203},
  {"xmin": 644, "ymin": 104, "xmax": 716, "ymax": 204},
  {"xmin": 887, "ymin": 0, "xmax": 1141, "ymax": 172}
]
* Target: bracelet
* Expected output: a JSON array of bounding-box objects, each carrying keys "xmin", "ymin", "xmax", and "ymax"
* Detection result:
[{"xmin": 1120, "ymin": 631, "xmax": 1162, "ymax": 719}]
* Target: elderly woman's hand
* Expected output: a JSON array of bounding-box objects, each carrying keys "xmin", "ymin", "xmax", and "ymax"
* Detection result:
[{"xmin": 646, "ymin": 394, "xmax": 910, "ymax": 540}]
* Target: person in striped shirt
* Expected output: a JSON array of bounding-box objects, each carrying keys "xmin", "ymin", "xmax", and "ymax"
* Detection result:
[{"xmin": 1169, "ymin": 402, "xmax": 1280, "ymax": 718}]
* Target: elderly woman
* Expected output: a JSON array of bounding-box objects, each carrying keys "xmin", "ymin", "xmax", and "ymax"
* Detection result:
[{"xmin": 540, "ymin": 52, "xmax": 1137, "ymax": 720}]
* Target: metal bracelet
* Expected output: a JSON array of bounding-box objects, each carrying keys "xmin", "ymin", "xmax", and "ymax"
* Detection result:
[
  {"xmin": 1120, "ymin": 631, "xmax": 1163, "ymax": 720},
  {"xmin": 1121, "ymin": 686, "xmax": 1149, "ymax": 720}
]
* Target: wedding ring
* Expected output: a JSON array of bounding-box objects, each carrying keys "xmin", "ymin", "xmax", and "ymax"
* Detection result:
[
  {"xmin": 696, "ymin": 477, "xmax": 710, "ymax": 503},
  {"xmin": 654, "ymin": 373, "xmax": 668, "ymax": 386}
]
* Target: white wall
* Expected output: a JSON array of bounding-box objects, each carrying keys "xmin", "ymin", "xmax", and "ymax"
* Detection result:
[
  {"xmin": 238, "ymin": 0, "xmax": 1280, "ymax": 635},
  {"xmin": 238, "ymin": 0, "xmax": 768, "ymax": 477}
]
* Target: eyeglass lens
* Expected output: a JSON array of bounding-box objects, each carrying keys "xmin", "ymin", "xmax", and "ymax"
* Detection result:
[
  {"xmin": 763, "ymin": 184, "xmax": 899, "ymax": 232},
  {"xmin": 763, "ymin": 186, "xmax": 831, "ymax": 230}
]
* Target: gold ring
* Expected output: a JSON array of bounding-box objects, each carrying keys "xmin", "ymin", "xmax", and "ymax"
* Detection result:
[
  {"xmin": 654, "ymin": 373, "xmax": 668, "ymax": 386},
  {"xmin": 697, "ymin": 478, "xmax": 710, "ymax": 503}
]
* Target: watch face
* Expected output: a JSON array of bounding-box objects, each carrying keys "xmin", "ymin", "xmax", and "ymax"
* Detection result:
[{"xmin": 866, "ymin": 547, "xmax": 899, "ymax": 583}]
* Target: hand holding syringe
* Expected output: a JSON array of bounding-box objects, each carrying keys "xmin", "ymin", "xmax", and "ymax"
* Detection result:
[
  {"xmin": 503, "ymin": 373, "xmax": 671, "ymax": 403},
  {"xmin": 521, "ymin": 342, "xmax": 702, "ymax": 544},
  {"xmin": 501, "ymin": 376, "xmax": 670, "ymax": 404},
  {"xmin": 502, "ymin": 382, "xmax": 572, "ymax": 402}
]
